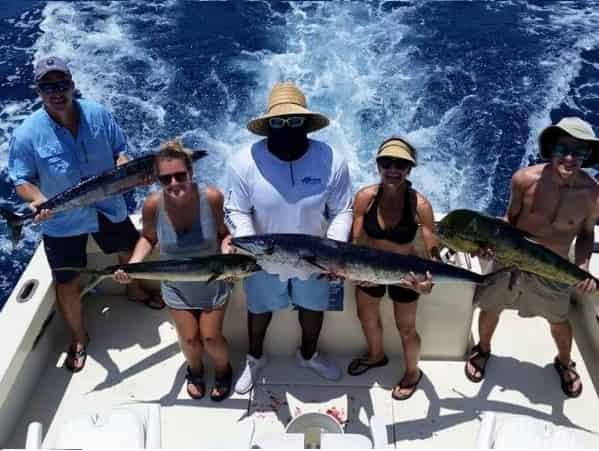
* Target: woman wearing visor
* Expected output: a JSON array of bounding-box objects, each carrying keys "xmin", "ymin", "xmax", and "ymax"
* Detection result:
[
  {"xmin": 114, "ymin": 140, "xmax": 233, "ymax": 402},
  {"xmin": 348, "ymin": 137, "xmax": 438, "ymax": 401}
]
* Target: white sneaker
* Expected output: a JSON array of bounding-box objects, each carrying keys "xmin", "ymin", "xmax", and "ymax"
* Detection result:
[
  {"xmin": 235, "ymin": 354, "xmax": 267, "ymax": 394},
  {"xmin": 296, "ymin": 349, "xmax": 342, "ymax": 381}
]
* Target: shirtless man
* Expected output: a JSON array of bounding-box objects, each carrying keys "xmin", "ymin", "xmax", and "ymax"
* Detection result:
[{"xmin": 465, "ymin": 117, "xmax": 599, "ymax": 398}]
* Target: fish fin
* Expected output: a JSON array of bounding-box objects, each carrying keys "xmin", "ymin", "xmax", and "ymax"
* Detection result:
[
  {"xmin": 191, "ymin": 150, "xmax": 208, "ymax": 162},
  {"xmin": 0, "ymin": 207, "xmax": 24, "ymax": 248},
  {"xmin": 206, "ymin": 273, "xmax": 221, "ymax": 283},
  {"xmin": 300, "ymin": 255, "xmax": 328, "ymax": 272}
]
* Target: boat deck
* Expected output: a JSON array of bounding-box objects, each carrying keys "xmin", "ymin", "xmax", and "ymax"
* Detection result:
[{"xmin": 8, "ymin": 289, "xmax": 599, "ymax": 448}]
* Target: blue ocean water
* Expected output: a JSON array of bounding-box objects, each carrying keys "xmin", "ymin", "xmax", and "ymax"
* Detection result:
[{"xmin": 1, "ymin": 1, "xmax": 599, "ymax": 308}]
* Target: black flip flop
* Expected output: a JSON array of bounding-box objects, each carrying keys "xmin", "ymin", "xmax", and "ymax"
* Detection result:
[
  {"xmin": 392, "ymin": 369, "xmax": 423, "ymax": 401},
  {"xmin": 65, "ymin": 334, "xmax": 90, "ymax": 373},
  {"xmin": 465, "ymin": 343, "xmax": 490, "ymax": 383},
  {"xmin": 347, "ymin": 355, "xmax": 389, "ymax": 376},
  {"xmin": 186, "ymin": 366, "xmax": 206, "ymax": 400},
  {"xmin": 554, "ymin": 357, "xmax": 582, "ymax": 398},
  {"xmin": 210, "ymin": 364, "xmax": 233, "ymax": 402}
]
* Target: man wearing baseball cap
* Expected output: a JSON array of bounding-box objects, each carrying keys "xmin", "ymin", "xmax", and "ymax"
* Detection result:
[
  {"xmin": 8, "ymin": 56, "xmax": 163, "ymax": 373},
  {"xmin": 465, "ymin": 117, "xmax": 599, "ymax": 398}
]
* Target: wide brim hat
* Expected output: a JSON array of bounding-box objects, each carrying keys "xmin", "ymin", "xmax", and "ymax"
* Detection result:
[
  {"xmin": 376, "ymin": 137, "xmax": 417, "ymax": 166},
  {"xmin": 539, "ymin": 117, "xmax": 599, "ymax": 167},
  {"xmin": 247, "ymin": 82, "xmax": 330, "ymax": 136}
]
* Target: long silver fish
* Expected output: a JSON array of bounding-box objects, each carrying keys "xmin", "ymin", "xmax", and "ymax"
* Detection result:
[
  {"xmin": 231, "ymin": 234, "xmax": 506, "ymax": 285},
  {"xmin": 57, "ymin": 254, "xmax": 260, "ymax": 298},
  {"xmin": 436, "ymin": 208, "xmax": 598, "ymax": 286},
  {"xmin": 0, "ymin": 150, "xmax": 207, "ymax": 246}
]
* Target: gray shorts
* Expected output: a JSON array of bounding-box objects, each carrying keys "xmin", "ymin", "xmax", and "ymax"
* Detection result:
[
  {"xmin": 161, "ymin": 280, "xmax": 231, "ymax": 311},
  {"xmin": 475, "ymin": 269, "xmax": 571, "ymax": 323}
]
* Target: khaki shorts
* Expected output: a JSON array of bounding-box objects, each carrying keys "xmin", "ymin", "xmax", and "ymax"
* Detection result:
[{"xmin": 475, "ymin": 268, "xmax": 572, "ymax": 323}]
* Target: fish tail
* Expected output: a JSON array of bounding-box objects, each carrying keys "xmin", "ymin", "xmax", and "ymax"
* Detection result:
[
  {"xmin": 80, "ymin": 274, "xmax": 107, "ymax": 299},
  {"xmin": 0, "ymin": 207, "xmax": 24, "ymax": 247},
  {"xmin": 54, "ymin": 267, "xmax": 109, "ymax": 299}
]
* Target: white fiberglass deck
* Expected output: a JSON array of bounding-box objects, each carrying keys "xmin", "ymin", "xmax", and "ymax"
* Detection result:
[{"xmin": 7, "ymin": 288, "xmax": 599, "ymax": 448}]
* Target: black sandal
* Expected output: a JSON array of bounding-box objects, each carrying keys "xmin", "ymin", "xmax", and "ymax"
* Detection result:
[
  {"xmin": 465, "ymin": 343, "xmax": 490, "ymax": 383},
  {"xmin": 65, "ymin": 334, "xmax": 90, "ymax": 373},
  {"xmin": 186, "ymin": 366, "xmax": 206, "ymax": 400},
  {"xmin": 392, "ymin": 369, "xmax": 423, "ymax": 401},
  {"xmin": 553, "ymin": 357, "xmax": 583, "ymax": 398},
  {"xmin": 347, "ymin": 355, "xmax": 389, "ymax": 376},
  {"xmin": 210, "ymin": 364, "xmax": 233, "ymax": 402}
]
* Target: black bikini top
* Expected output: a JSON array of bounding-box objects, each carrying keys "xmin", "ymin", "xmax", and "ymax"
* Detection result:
[{"xmin": 363, "ymin": 182, "xmax": 418, "ymax": 244}]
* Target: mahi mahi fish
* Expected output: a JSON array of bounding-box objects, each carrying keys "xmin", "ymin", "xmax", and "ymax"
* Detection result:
[
  {"xmin": 231, "ymin": 233, "xmax": 505, "ymax": 285},
  {"xmin": 58, "ymin": 254, "xmax": 260, "ymax": 298},
  {"xmin": 436, "ymin": 208, "xmax": 598, "ymax": 286},
  {"xmin": 0, "ymin": 150, "xmax": 207, "ymax": 246}
]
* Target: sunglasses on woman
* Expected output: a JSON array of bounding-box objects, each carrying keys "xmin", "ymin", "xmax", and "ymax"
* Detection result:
[
  {"xmin": 268, "ymin": 116, "xmax": 306, "ymax": 129},
  {"xmin": 553, "ymin": 143, "xmax": 590, "ymax": 160},
  {"xmin": 377, "ymin": 157, "xmax": 412, "ymax": 170},
  {"xmin": 37, "ymin": 79, "xmax": 73, "ymax": 94},
  {"xmin": 158, "ymin": 171, "xmax": 189, "ymax": 185}
]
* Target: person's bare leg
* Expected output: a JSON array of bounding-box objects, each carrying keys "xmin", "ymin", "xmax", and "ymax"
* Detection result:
[
  {"xmin": 56, "ymin": 276, "xmax": 88, "ymax": 370},
  {"xmin": 199, "ymin": 306, "xmax": 230, "ymax": 375},
  {"xmin": 393, "ymin": 300, "xmax": 420, "ymax": 397},
  {"xmin": 355, "ymin": 289, "xmax": 386, "ymax": 361},
  {"xmin": 466, "ymin": 309, "xmax": 500, "ymax": 379},
  {"xmin": 170, "ymin": 308, "xmax": 204, "ymax": 397},
  {"xmin": 550, "ymin": 320, "xmax": 581, "ymax": 393}
]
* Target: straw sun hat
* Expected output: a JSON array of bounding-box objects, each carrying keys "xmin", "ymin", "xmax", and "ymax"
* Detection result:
[
  {"xmin": 247, "ymin": 82, "xmax": 330, "ymax": 136},
  {"xmin": 539, "ymin": 117, "xmax": 599, "ymax": 167}
]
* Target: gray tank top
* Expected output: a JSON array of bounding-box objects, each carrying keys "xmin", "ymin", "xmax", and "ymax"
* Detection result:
[{"xmin": 157, "ymin": 183, "xmax": 230, "ymax": 310}]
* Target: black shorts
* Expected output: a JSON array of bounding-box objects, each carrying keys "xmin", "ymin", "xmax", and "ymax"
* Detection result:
[
  {"xmin": 43, "ymin": 213, "xmax": 139, "ymax": 284},
  {"xmin": 356, "ymin": 283, "xmax": 420, "ymax": 303}
]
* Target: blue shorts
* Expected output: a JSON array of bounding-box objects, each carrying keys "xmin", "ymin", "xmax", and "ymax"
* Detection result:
[{"xmin": 243, "ymin": 271, "xmax": 330, "ymax": 314}]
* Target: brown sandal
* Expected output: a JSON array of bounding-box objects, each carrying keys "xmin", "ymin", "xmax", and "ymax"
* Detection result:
[
  {"xmin": 210, "ymin": 364, "xmax": 233, "ymax": 402},
  {"xmin": 553, "ymin": 357, "xmax": 582, "ymax": 398},
  {"xmin": 465, "ymin": 343, "xmax": 490, "ymax": 383}
]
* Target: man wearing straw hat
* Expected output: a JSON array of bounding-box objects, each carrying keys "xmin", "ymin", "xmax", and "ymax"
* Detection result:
[
  {"xmin": 465, "ymin": 117, "xmax": 599, "ymax": 398},
  {"xmin": 224, "ymin": 82, "xmax": 353, "ymax": 393}
]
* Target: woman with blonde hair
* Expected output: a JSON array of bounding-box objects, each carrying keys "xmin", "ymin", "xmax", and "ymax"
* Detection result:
[
  {"xmin": 348, "ymin": 137, "xmax": 438, "ymax": 401},
  {"xmin": 114, "ymin": 140, "xmax": 233, "ymax": 401}
]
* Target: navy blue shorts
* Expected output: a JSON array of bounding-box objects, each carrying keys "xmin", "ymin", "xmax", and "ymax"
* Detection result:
[
  {"xmin": 356, "ymin": 283, "xmax": 419, "ymax": 303},
  {"xmin": 43, "ymin": 213, "xmax": 139, "ymax": 284}
]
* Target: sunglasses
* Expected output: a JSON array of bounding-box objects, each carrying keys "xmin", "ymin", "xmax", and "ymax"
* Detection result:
[
  {"xmin": 553, "ymin": 143, "xmax": 590, "ymax": 160},
  {"xmin": 377, "ymin": 157, "xmax": 412, "ymax": 170},
  {"xmin": 37, "ymin": 79, "xmax": 72, "ymax": 94},
  {"xmin": 268, "ymin": 116, "xmax": 306, "ymax": 129},
  {"xmin": 157, "ymin": 171, "xmax": 189, "ymax": 185}
]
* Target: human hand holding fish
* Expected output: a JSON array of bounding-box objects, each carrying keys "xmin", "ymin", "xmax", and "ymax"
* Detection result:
[
  {"xmin": 574, "ymin": 276, "xmax": 597, "ymax": 294},
  {"xmin": 113, "ymin": 269, "xmax": 132, "ymax": 284},
  {"xmin": 399, "ymin": 271, "xmax": 434, "ymax": 294},
  {"xmin": 28, "ymin": 197, "xmax": 52, "ymax": 224}
]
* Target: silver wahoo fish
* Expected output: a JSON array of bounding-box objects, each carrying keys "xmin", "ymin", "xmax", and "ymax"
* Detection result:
[
  {"xmin": 231, "ymin": 233, "xmax": 505, "ymax": 285},
  {"xmin": 436, "ymin": 208, "xmax": 598, "ymax": 287},
  {"xmin": 1, "ymin": 150, "xmax": 207, "ymax": 246},
  {"xmin": 58, "ymin": 253, "xmax": 260, "ymax": 298}
]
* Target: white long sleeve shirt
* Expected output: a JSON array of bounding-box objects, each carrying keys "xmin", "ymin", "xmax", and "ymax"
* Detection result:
[{"xmin": 224, "ymin": 138, "xmax": 353, "ymax": 242}]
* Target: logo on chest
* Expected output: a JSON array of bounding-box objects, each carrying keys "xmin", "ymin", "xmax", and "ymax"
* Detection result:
[{"xmin": 301, "ymin": 176, "xmax": 322, "ymax": 185}]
